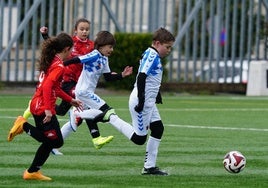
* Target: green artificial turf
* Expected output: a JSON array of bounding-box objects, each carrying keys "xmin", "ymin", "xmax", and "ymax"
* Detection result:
[{"xmin": 0, "ymin": 93, "xmax": 267, "ymax": 187}]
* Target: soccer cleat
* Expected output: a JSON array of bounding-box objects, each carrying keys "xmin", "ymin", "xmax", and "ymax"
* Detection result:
[
  {"xmin": 23, "ymin": 170, "xmax": 52, "ymax": 181},
  {"xmin": 92, "ymin": 135, "xmax": 114, "ymax": 149},
  {"xmin": 69, "ymin": 109, "xmax": 80, "ymax": 131},
  {"xmin": 51, "ymin": 148, "xmax": 63, "ymax": 155},
  {"xmin": 141, "ymin": 167, "xmax": 168, "ymax": 176},
  {"xmin": 7, "ymin": 116, "xmax": 26, "ymax": 141}
]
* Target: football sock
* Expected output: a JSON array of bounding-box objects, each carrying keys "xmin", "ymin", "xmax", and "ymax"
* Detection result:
[
  {"xmin": 61, "ymin": 122, "xmax": 73, "ymax": 139},
  {"xmin": 109, "ymin": 115, "xmax": 134, "ymax": 139},
  {"xmin": 23, "ymin": 107, "xmax": 32, "ymax": 120},
  {"xmin": 28, "ymin": 143, "xmax": 51, "ymax": 173},
  {"xmin": 144, "ymin": 136, "xmax": 160, "ymax": 168},
  {"xmin": 85, "ymin": 119, "xmax": 100, "ymax": 138},
  {"xmin": 75, "ymin": 109, "xmax": 103, "ymax": 119},
  {"xmin": 22, "ymin": 100, "xmax": 32, "ymax": 120}
]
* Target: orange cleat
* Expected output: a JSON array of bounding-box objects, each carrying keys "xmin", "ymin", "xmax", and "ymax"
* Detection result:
[
  {"xmin": 7, "ymin": 116, "xmax": 26, "ymax": 141},
  {"xmin": 23, "ymin": 170, "xmax": 52, "ymax": 181}
]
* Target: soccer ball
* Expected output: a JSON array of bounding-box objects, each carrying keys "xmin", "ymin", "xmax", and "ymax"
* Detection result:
[{"xmin": 223, "ymin": 151, "xmax": 246, "ymax": 173}]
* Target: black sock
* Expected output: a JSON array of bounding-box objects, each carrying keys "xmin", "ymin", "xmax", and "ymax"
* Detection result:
[{"xmin": 85, "ymin": 119, "xmax": 100, "ymax": 138}]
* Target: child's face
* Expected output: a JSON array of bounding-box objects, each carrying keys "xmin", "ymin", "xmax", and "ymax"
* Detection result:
[
  {"xmin": 75, "ymin": 22, "xmax": 90, "ymax": 40},
  {"xmin": 98, "ymin": 45, "xmax": 114, "ymax": 57},
  {"xmin": 154, "ymin": 41, "xmax": 174, "ymax": 58}
]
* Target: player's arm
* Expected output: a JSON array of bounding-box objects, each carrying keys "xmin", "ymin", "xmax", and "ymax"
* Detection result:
[
  {"xmin": 64, "ymin": 52, "xmax": 98, "ymax": 66},
  {"xmin": 63, "ymin": 57, "xmax": 81, "ymax": 66},
  {"xmin": 134, "ymin": 72, "xmax": 147, "ymax": 113},
  {"xmin": 103, "ymin": 72, "xmax": 123, "ymax": 81},
  {"xmin": 103, "ymin": 66, "xmax": 133, "ymax": 81}
]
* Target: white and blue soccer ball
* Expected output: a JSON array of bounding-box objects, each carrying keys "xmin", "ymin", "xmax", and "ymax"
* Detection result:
[{"xmin": 223, "ymin": 151, "xmax": 246, "ymax": 173}]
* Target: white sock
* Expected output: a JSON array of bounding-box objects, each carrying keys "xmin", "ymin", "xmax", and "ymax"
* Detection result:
[
  {"xmin": 109, "ymin": 115, "xmax": 134, "ymax": 139},
  {"xmin": 61, "ymin": 121, "xmax": 73, "ymax": 139},
  {"xmin": 75, "ymin": 109, "xmax": 103, "ymax": 119},
  {"xmin": 144, "ymin": 136, "xmax": 161, "ymax": 168}
]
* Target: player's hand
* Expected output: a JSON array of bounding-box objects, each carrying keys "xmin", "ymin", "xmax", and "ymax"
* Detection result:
[
  {"xmin": 43, "ymin": 110, "xmax": 52, "ymax": 123},
  {"xmin": 40, "ymin": 26, "xmax": 48, "ymax": 34},
  {"xmin": 134, "ymin": 102, "xmax": 144, "ymax": 113},
  {"xmin": 122, "ymin": 66, "xmax": 133, "ymax": 77},
  {"xmin": 70, "ymin": 99, "xmax": 83, "ymax": 112}
]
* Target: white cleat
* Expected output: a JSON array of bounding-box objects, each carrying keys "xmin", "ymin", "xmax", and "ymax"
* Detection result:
[
  {"xmin": 69, "ymin": 109, "xmax": 80, "ymax": 132},
  {"xmin": 51, "ymin": 148, "xmax": 63, "ymax": 155}
]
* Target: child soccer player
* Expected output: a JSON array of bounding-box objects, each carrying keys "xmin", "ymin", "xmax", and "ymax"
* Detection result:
[
  {"xmin": 64, "ymin": 31, "xmax": 133, "ymax": 133},
  {"xmin": 101, "ymin": 27, "xmax": 175, "ymax": 175},
  {"xmin": 7, "ymin": 33, "xmax": 83, "ymax": 181}
]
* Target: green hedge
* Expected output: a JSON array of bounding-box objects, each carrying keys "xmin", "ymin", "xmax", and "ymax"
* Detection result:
[{"xmin": 106, "ymin": 32, "xmax": 168, "ymax": 90}]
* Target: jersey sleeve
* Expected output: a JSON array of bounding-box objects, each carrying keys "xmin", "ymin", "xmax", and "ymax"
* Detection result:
[
  {"xmin": 139, "ymin": 49, "xmax": 159, "ymax": 75},
  {"xmin": 56, "ymin": 87, "xmax": 72, "ymax": 102},
  {"xmin": 78, "ymin": 50, "xmax": 99, "ymax": 64}
]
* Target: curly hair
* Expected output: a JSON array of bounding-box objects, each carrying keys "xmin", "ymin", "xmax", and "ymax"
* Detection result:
[{"xmin": 39, "ymin": 32, "xmax": 73, "ymax": 73}]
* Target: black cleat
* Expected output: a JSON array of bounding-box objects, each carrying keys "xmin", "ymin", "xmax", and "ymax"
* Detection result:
[{"xmin": 141, "ymin": 167, "xmax": 168, "ymax": 176}]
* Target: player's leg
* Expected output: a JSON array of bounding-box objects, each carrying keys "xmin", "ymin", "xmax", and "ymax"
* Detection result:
[
  {"xmin": 85, "ymin": 119, "xmax": 114, "ymax": 149},
  {"xmin": 55, "ymin": 100, "xmax": 72, "ymax": 116},
  {"xmin": 51, "ymin": 81, "xmax": 75, "ymax": 155},
  {"xmin": 51, "ymin": 118, "xmax": 82, "ymax": 155},
  {"xmin": 142, "ymin": 107, "xmax": 167, "ymax": 176},
  {"xmin": 71, "ymin": 107, "xmax": 114, "ymax": 149},
  {"xmin": 51, "ymin": 100, "xmax": 72, "ymax": 155},
  {"xmin": 75, "ymin": 92, "xmax": 114, "ymax": 149},
  {"xmin": 86, "ymin": 104, "xmax": 115, "ymax": 149},
  {"xmin": 95, "ymin": 91, "xmax": 136, "ymax": 141},
  {"xmin": 23, "ymin": 100, "xmax": 32, "ymax": 120},
  {"xmin": 24, "ymin": 115, "xmax": 63, "ymax": 180}
]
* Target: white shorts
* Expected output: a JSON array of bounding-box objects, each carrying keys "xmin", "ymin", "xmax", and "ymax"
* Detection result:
[
  {"xmin": 75, "ymin": 90, "xmax": 106, "ymax": 110},
  {"xmin": 129, "ymin": 88, "xmax": 161, "ymax": 136}
]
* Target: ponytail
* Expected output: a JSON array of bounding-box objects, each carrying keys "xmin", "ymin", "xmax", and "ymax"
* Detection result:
[{"xmin": 39, "ymin": 32, "xmax": 73, "ymax": 73}]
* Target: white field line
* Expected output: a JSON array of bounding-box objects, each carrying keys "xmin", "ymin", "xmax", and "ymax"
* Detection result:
[
  {"xmin": 166, "ymin": 124, "xmax": 268, "ymax": 132},
  {"xmin": 1, "ymin": 115, "xmax": 267, "ymax": 132}
]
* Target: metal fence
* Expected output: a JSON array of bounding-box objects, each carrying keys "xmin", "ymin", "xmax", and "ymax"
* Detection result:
[{"xmin": 1, "ymin": 0, "xmax": 268, "ymax": 83}]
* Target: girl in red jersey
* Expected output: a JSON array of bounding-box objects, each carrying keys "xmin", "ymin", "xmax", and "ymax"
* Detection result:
[
  {"xmin": 7, "ymin": 33, "xmax": 82, "ymax": 181},
  {"xmin": 23, "ymin": 18, "xmax": 113, "ymax": 155}
]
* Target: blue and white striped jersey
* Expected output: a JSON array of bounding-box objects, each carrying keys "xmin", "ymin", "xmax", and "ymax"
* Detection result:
[
  {"xmin": 76, "ymin": 49, "xmax": 111, "ymax": 92},
  {"xmin": 135, "ymin": 47, "xmax": 163, "ymax": 100}
]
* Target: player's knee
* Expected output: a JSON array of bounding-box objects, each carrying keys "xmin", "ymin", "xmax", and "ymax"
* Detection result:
[
  {"xmin": 150, "ymin": 120, "xmax": 164, "ymax": 139},
  {"xmin": 51, "ymin": 138, "xmax": 64, "ymax": 148},
  {"xmin": 99, "ymin": 103, "xmax": 110, "ymax": 112},
  {"xmin": 130, "ymin": 133, "xmax": 147, "ymax": 145},
  {"xmin": 56, "ymin": 102, "xmax": 72, "ymax": 116}
]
